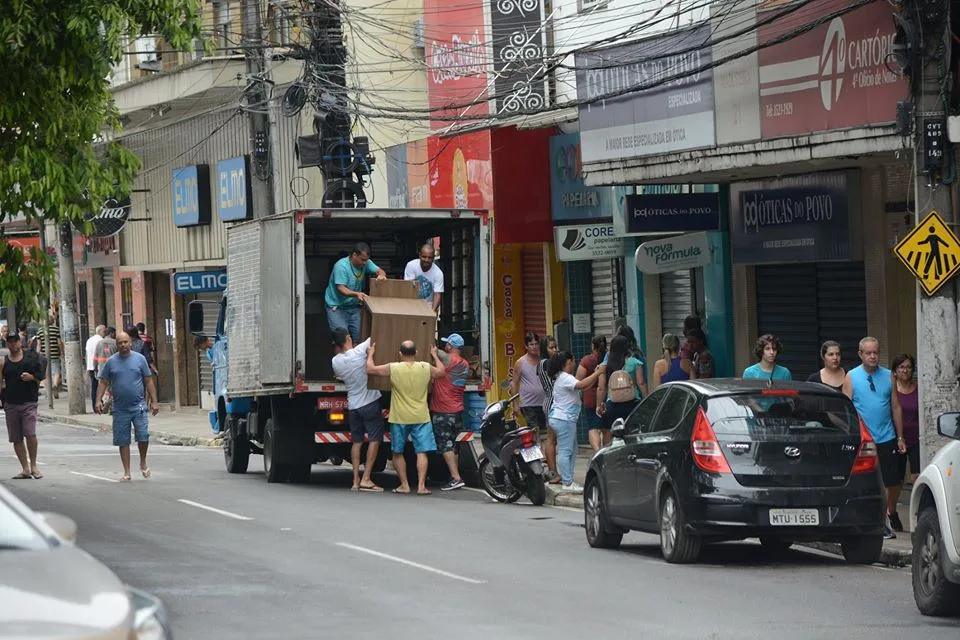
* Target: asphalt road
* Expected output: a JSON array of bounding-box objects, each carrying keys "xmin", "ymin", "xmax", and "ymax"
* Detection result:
[{"xmin": 3, "ymin": 422, "xmax": 956, "ymax": 640}]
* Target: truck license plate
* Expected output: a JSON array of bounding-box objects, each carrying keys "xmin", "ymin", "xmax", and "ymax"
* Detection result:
[
  {"xmin": 769, "ymin": 508, "xmax": 820, "ymax": 526},
  {"xmin": 520, "ymin": 445, "xmax": 543, "ymax": 462}
]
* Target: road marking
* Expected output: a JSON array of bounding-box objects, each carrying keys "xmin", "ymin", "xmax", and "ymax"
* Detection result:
[
  {"xmin": 69, "ymin": 471, "xmax": 119, "ymax": 483},
  {"xmin": 177, "ymin": 499, "xmax": 254, "ymax": 521},
  {"xmin": 335, "ymin": 542, "xmax": 486, "ymax": 584}
]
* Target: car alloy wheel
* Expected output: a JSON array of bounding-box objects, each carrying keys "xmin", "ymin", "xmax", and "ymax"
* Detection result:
[
  {"xmin": 660, "ymin": 494, "xmax": 678, "ymax": 556},
  {"xmin": 917, "ymin": 528, "xmax": 942, "ymax": 595}
]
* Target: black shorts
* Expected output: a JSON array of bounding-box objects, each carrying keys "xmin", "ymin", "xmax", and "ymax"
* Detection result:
[
  {"xmin": 520, "ymin": 406, "xmax": 546, "ymax": 429},
  {"xmin": 876, "ymin": 439, "xmax": 906, "ymax": 488},
  {"xmin": 906, "ymin": 443, "xmax": 921, "ymax": 478},
  {"xmin": 603, "ymin": 399, "xmax": 638, "ymax": 430},
  {"xmin": 348, "ymin": 400, "xmax": 385, "ymax": 443}
]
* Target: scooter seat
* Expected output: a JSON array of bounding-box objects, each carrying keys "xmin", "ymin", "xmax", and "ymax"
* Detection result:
[{"xmin": 503, "ymin": 426, "xmax": 533, "ymax": 439}]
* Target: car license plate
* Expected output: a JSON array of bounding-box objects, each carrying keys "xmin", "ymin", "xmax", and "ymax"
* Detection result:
[
  {"xmin": 520, "ymin": 445, "xmax": 543, "ymax": 462},
  {"xmin": 769, "ymin": 508, "xmax": 820, "ymax": 526}
]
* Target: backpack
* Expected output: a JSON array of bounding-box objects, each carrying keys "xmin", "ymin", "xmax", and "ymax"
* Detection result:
[{"xmin": 609, "ymin": 369, "xmax": 635, "ymax": 403}]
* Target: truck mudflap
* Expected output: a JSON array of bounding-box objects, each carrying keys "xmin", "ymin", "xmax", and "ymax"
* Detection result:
[{"xmin": 315, "ymin": 431, "xmax": 477, "ymax": 444}]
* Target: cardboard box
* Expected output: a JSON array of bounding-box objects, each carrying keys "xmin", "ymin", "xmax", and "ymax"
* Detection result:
[{"xmin": 362, "ymin": 279, "xmax": 437, "ymax": 391}]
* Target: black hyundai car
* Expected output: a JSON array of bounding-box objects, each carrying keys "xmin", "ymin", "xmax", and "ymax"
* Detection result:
[{"xmin": 584, "ymin": 379, "xmax": 885, "ymax": 564}]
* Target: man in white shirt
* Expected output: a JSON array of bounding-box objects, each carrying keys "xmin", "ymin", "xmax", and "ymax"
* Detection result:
[
  {"xmin": 85, "ymin": 325, "xmax": 106, "ymax": 410},
  {"xmin": 331, "ymin": 327, "xmax": 384, "ymax": 492},
  {"xmin": 403, "ymin": 243, "xmax": 443, "ymax": 312}
]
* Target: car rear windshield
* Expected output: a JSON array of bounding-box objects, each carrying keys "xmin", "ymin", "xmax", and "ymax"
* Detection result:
[{"xmin": 705, "ymin": 392, "xmax": 859, "ymax": 436}]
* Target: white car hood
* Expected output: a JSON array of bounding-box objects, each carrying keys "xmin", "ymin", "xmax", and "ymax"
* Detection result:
[{"xmin": 0, "ymin": 545, "xmax": 132, "ymax": 639}]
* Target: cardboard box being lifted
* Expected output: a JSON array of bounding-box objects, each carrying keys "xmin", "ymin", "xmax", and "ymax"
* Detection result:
[{"xmin": 362, "ymin": 279, "xmax": 437, "ymax": 391}]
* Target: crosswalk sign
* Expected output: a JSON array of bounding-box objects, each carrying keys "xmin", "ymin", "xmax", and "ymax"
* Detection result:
[{"xmin": 894, "ymin": 210, "xmax": 960, "ymax": 296}]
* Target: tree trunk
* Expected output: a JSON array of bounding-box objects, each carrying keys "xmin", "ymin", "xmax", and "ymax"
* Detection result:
[{"xmin": 57, "ymin": 222, "xmax": 86, "ymax": 414}]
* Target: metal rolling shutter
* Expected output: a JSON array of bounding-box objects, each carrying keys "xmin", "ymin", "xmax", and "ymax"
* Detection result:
[
  {"xmin": 755, "ymin": 263, "xmax": 866, "ymax": 380},
  {"xmin": 816, "ymin": 262, "xmax": 868, "ymax": 374},
  {"xmin": 659, "ymin": 270, "xmax": 694, "ymax": 338},
  {"xmin": 521, "ymin": 246, "xmax": 547, "ymax": 337},
  {"xmin": 197, "ymin": 293, "xmax": 221, "ymax": 396},
  {"xmin": 591, "ymin": 259, "xmax": 623, "ymax": 340}
]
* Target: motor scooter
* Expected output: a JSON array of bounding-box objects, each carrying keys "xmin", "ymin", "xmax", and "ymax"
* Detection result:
[{"xmin": 478, "ymin": 394, "xmax": 547, "ymax": 506}]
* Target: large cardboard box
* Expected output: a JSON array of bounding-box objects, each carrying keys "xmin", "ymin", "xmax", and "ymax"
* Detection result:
[{"xmin": 362, "ymin": 279, "xmax": 438, "ymax": 391}]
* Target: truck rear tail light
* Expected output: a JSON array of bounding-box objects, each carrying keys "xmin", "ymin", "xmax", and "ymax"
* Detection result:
[
  {"xmin": 691, "ymin": 409, "xmax": 731, "ymax": 474},
  {"xmin": 851, "ymin": 417, "xmax": 878, "ymax": 474},
  {"xmin": 328, "ymin": 411, "xmax": 345, "ymax": 424}
]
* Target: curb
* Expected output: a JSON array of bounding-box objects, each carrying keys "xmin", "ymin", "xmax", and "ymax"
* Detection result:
[
  {"xmin": 37, "ymin": 413, "xmax": 221, "ymax": 448},
  {"xmin": 545, "ymin": 485, "xmax": 585, "ymax": 509},
  {"xmin": 796, "ymin": 540, "xmax": 912, "ymax": 568}
]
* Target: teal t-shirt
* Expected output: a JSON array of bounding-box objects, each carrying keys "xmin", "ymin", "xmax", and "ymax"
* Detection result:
[
  {"xmin": 742, "ymin": 363, "xmax": 792, "ymax": 380},
  {"xmin": 324, "ymin": 256, "xmax": 380, "ymax": 308},
  {"xmin": 601, "ymin": 354, "xmax": 645, "ymax": 400}
]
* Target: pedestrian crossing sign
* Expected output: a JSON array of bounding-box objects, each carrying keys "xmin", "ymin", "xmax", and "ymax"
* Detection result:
[{"xmin": 894, "ymin": 210, "xmax": 960, "ymax": 296}]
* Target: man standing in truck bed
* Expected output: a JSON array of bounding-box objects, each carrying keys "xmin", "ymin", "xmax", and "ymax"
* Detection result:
[
  {"xmin": 324, "ymin": 242, "xmax": 387, "ymax": 344},
  {"xmin": 404, "ymin": 243, "xmax": 443, "ymax": 313}
]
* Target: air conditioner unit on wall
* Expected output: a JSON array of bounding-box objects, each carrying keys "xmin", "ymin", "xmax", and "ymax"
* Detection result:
[{"xmin": 411, "ymin": 17, "xmax": 425, "ymax": 50}]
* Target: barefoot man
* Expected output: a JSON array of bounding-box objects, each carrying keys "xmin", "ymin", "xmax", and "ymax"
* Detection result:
[
  {"xmin": 95, "ymin": 331, "xmax": 159, "ymax": 482},
  {"xmin": 366, "ymin": 340, "xmax": 445, "ymax": 495}
]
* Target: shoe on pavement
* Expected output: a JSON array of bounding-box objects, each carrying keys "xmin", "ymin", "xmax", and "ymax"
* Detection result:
[
  {"xmin": 883, "ymin": 520, "xmax": 896, "ymax": 540},
  {"xmin": 441, "ymin": 479, "xmax": 465, "ymax": 491},
  {"xmin": 562, "ymin": 482, "xmax": 583, "ymax": 494},
  {"xmin": 888, "ymin": 511, "xmax": 904, "ymax": 532}
]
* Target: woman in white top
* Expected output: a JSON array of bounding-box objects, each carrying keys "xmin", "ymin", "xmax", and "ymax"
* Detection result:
[{"xmin": 547, "ymin": 351, "xmax": 605, "ymax": 494}]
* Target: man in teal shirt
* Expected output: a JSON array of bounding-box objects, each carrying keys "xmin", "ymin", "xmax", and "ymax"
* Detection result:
[{"xmin": 325, "ymin": 242, "xmax": 386, "ymax": 343}]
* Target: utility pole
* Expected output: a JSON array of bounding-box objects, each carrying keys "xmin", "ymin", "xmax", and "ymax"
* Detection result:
[
  {"xmin": 38, "ymin": 221, "xmax": 53, "ymax": 410},
  {"xmin": 242, "ymin": 0, "xmax": 276, "ymax": 219},
  {"xmin": 901, "ymin": 0, "xmax": 956, "ymax": 465},
  {"xmin": 56, "ymin": 222, "xmax": 85, "ymax": 414}
]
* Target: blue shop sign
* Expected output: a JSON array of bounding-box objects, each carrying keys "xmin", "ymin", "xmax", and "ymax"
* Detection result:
[
  {"xmin": 549, "ymin": 133, "xmax": 613, "ymax": 223},
  {"xmin": 172, "ymin": 164, "xmax": 212, "ymax": 227},
  {"xmin": 625, "ymin": 192, "xmax": 721, "ymax": 234},
  {"xmin": 174, "ymin": 270, "xmax": 227, "ymax": 294},
  {"xmin": 729, "ymin": 172, "xmax": 853, "ymax": 265},
  {"xmin": 217, "ymin": 156, "xmax": 252, "ymax": 222}
]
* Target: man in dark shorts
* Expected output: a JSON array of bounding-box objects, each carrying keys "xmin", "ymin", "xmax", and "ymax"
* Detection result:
[
  {"xmin": 0, "ymin": 333, "xmax": 45, "ymax": 479},
  {"xmin": 431, "ymin": 333, "xmax": 469, "ymax": 491},
  {"xmin": 331, "ymin": 327, "xmax": 385, "ymax": 492},
  {"xmin": 843, "ymin": 337, "xmax": 905, "ymax": 538}
]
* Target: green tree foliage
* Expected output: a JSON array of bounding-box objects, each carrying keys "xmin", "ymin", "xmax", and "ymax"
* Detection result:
[{"xmin": 0, "ymin": 0, "xmax": 204, "ymax": 320}]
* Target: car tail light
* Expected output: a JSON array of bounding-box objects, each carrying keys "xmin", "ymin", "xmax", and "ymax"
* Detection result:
[
  {"xmin": 520, "ymin": 430, "xmax": 536, "ymax": 448},
  {"xmin": 691, "ymin": 409, "xmax": 731, "ymax": 474},
  {"xmin": 852, "ymin": 417, "xmax": 878, "ymax": 474}
]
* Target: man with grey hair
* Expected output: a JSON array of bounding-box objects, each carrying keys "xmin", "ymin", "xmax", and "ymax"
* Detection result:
[
  {"xmin": 843, "ymin": 336, "xmax": 905, "ymax": 538},
  {"xmin": 366, "ymin": 340, "xmax": 445, "ymax": 495},
  {"xmin": 85, "ymin": 324, "xmax": 107, "ymax": 410},
  {"xmin": 404, "ymin": 243, "xmax": 444, "ymax": 312}
]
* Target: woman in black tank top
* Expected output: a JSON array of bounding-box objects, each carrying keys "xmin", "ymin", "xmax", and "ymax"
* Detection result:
[{"xmin": 806, "ymin": 340, "xmax": 845, "ymax": 392}]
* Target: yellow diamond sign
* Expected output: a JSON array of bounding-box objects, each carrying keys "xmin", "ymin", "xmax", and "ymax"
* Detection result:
[{"xmin": 894, "ymin": 210, "xmax": 960, "ymax": 296}]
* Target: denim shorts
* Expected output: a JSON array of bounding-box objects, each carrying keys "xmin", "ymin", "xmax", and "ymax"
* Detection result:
[
  {"xmin": 325, "ymin": 305, "xmax": 362, "ymax": 343},
  {"xmin": 349, "ymin": 400, "xmax": 385, "ymax": 443},
  {"xmin": 112, "ymin": 405, "xmax": 150, "ymax": 447},
  {"xmin": 389, "ymin": 422, "xmax": 437, "ymax": 454}
]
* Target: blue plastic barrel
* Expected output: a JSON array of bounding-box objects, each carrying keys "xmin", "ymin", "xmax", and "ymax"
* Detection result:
[{"xmin": 465, "ymin": 392, "xmax": 487, "ymax": 431}]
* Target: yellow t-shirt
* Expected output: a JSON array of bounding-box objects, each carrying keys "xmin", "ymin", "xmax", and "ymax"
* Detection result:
[{"xmin": 388, "ymin": 361, "xmax": 432, "ymax": 424}]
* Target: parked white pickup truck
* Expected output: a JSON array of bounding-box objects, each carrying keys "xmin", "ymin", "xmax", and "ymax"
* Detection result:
[{"xmin": 910, "ymin": 412, "xmax": 960, "ymax": 616}]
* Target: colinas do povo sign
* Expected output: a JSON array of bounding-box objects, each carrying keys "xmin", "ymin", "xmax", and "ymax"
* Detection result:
[{"xmin": 729, "ymin": 172, "xmax": 855, "ymax": 265}]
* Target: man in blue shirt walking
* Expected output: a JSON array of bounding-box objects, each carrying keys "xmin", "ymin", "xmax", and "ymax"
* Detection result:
[
  {"xmin": 324, "ymin": 242, "xmax": 387, "ymax": 344},
  {"xmin": 96, "ymin": 331, "xmax": 160, "ymax": 482},
  {"xmin": 843, "ymin": 336, "xmax": 905, "ymax": 538}
]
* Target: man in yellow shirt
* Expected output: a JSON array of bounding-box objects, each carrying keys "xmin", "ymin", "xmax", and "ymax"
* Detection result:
[{"xmin": 367, "ymin": 340, "xmax": 445, "ymax": 495}]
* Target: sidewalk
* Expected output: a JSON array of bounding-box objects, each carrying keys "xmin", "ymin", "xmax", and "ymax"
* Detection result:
[
  {"xmin": 545, "ymin": 446, "xmax": 913, "ymax": 568},
  {"xmin": 35, "ymin": 393, "xmax": 220, "ymax": 447}
]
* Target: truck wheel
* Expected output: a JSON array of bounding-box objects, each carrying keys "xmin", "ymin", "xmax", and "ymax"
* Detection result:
[
  {"xmin": 372, "ymin": 450, "xmax": 388, "ymax": 474},
  {"xmin": 223, "ymin": 415, "xmax": 249, "ymax": 474},
  {"xmin": 263, "ymin": 418, "xmax": 290, "ymax": 483},
  {"xmin": 913, "ymin": 507, "xmax": 960, "ymax": 616}
]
